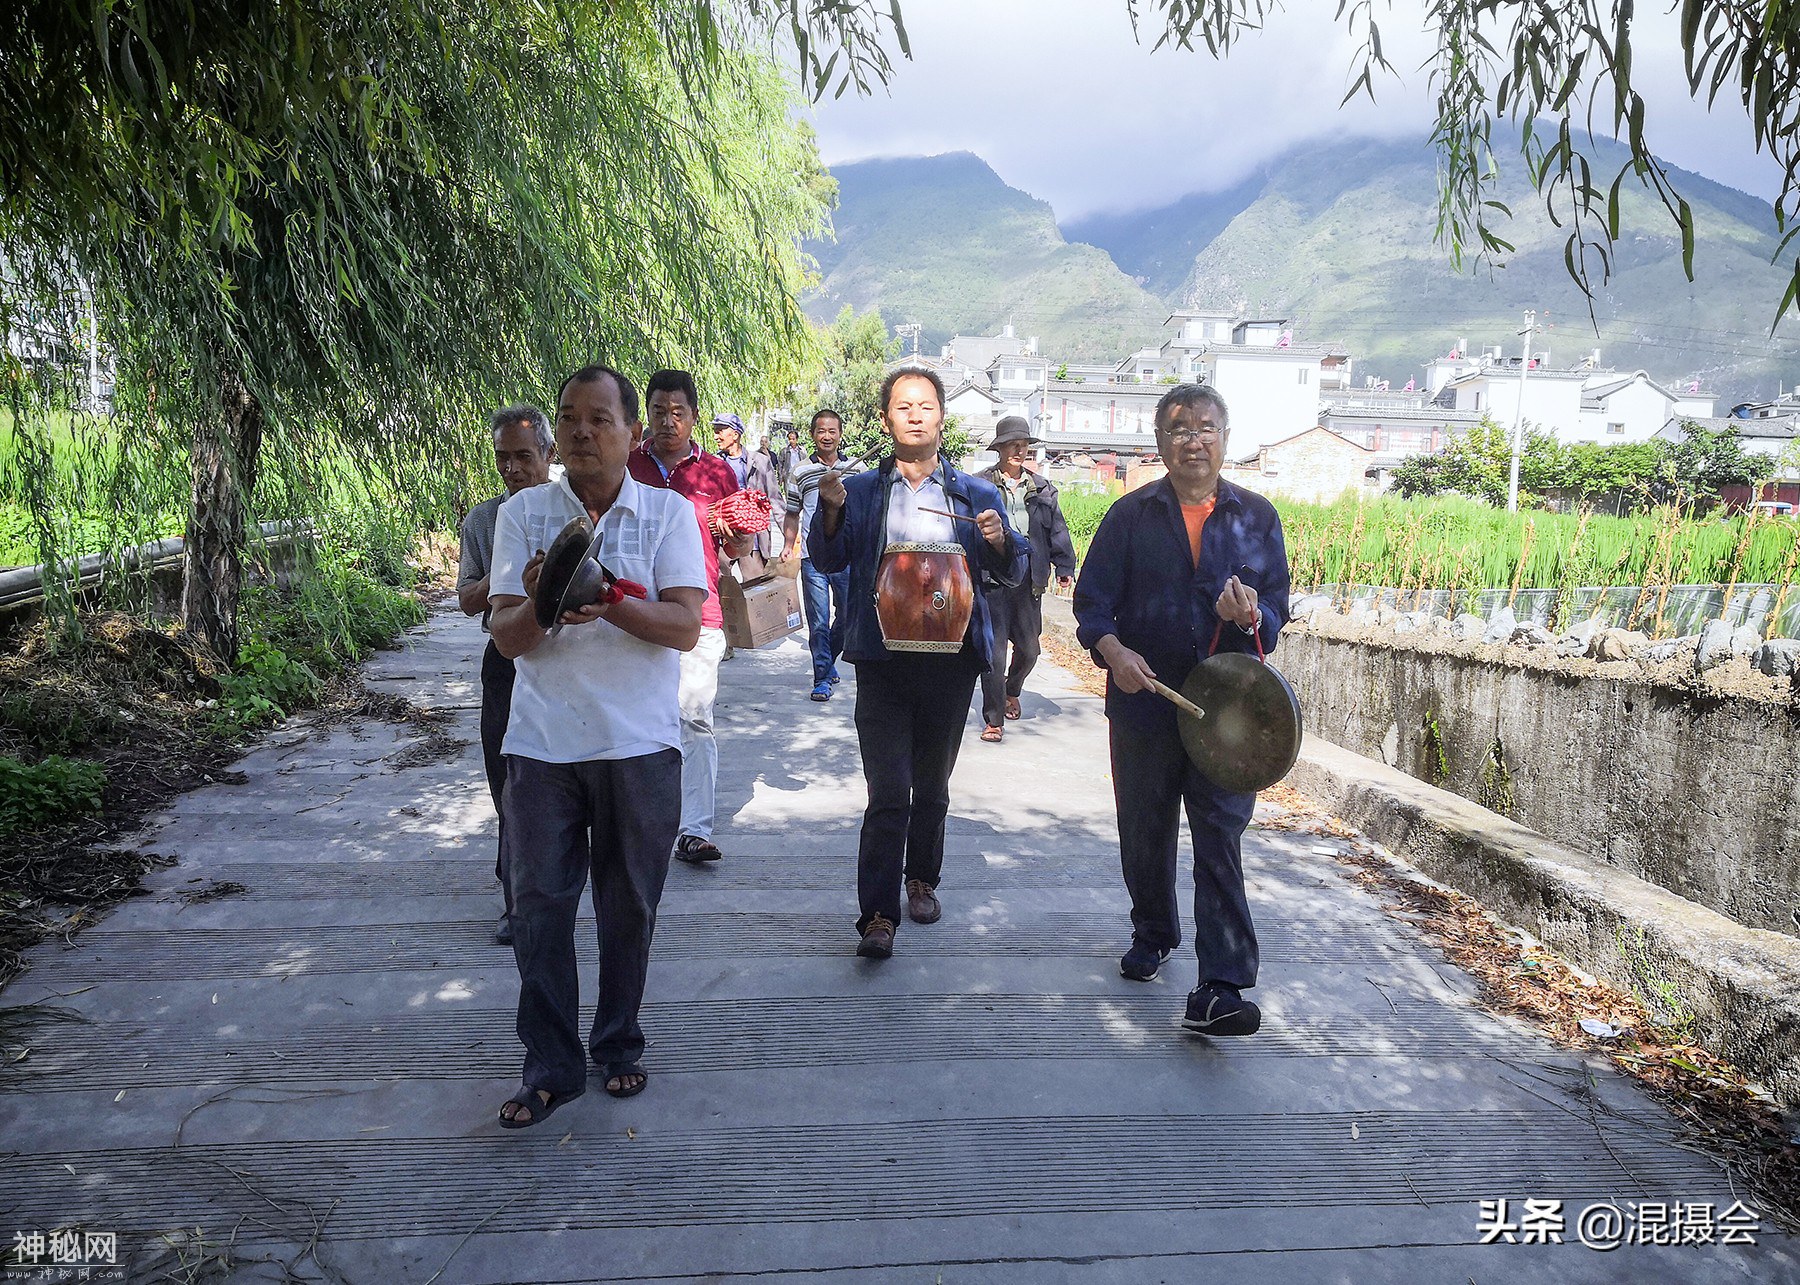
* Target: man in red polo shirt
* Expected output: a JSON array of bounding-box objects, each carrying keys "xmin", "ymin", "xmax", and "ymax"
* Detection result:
[{"xmin": 628, "ymin": 369, "xmax": 751, "ymax": 862}]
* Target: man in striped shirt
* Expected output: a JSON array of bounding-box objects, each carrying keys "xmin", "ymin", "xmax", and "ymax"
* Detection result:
[{"xmin": 780, "ymin": 409, "xmax": 861, "ymax": 701}]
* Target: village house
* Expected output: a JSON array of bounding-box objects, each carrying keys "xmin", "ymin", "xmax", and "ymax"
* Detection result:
[
  {"xmin": 1425, "ymin": 341, "xmax": 1714, "ymax": 442},
  {"xmin": 1319, "ymin": 386, "xmax": 1482, "ymax": 457},
  {"xmin": 1576, "ymin": 369, "xmax": 1716, "ymax": 443},
  {"xmin": 1220, "ymin": 425, "xmax": 1377, "ymax": 502},
  {"xmin": 1655, "ymin": 400, "xmax": 1800, "ymax": 475}
]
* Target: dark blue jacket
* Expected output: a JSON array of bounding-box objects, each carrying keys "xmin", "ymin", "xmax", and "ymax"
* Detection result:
[
  {"xmin": 809, "ymin": 456, "xmax": 1030, "ymax": 668},
  {"xmin": 1073, "ymin": 476, "xmax": 1289, "ymax": 731}
]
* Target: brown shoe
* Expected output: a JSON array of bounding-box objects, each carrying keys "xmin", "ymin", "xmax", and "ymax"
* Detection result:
[
  {"xmin": 1005, "ymin": 696, "xmax": 1022, "ymax": 721},
  {"xmin": 980, "ymin": 724, "xmax": 1003, "ymax": 743},
  {"xmin": 906, "ymin": 879, "xmax": 941, "ymax": 924},
  {"xmin": 857, "ymin": 913, "xmax": 896, "ymax": 959}
]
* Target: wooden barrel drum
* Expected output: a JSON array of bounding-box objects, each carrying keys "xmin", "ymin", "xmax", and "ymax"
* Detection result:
[{"xmin": 875, "ymin": 541, "xmax": 973, "ymax": 653}]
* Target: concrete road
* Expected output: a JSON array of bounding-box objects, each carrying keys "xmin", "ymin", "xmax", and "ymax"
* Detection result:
[{"xmin": 2, "ymin": 608, "xmax": 1793, "ymax": 1283}]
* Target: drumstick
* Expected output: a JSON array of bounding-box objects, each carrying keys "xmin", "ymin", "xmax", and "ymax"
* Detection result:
[
  {"xmin": 917, "ymin": 505, "xmax": 981, "ymax": 525},
  {"xmin": 1149, "ymin": 679, "xmax": 1206, "ymax": 721}
]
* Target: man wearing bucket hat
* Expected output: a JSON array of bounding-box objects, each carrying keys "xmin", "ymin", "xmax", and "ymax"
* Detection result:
[
  {"xmin": 977, "ymin": 415, "xmax": 1077, "ymax": 742},
  {"xmin": 1073, "ymin": 383, "xmax": 1289, "ymax": 1038}
]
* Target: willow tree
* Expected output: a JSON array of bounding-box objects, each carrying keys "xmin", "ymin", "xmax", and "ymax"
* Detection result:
[{"xmin": 0, "ymin": 0, "xmax": 904, "ymax": 659}]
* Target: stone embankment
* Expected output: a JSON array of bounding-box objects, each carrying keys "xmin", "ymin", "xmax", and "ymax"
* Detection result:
[
  {"xmin": 1280, "ymin": 592, "xmax": 1799, "ymax": 938},
  {"xmin": 1288, "ymin": 591, "xmax": 1800, "ymax": 699}
]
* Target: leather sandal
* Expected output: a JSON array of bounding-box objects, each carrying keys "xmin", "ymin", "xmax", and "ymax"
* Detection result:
[
  {"xmin": 674, "ymin": 834, "xmax": 722, "ymax": 863},
  {"xmin": 499, "ymin": 1083, "xmax": 584, "ymax": 1130}
]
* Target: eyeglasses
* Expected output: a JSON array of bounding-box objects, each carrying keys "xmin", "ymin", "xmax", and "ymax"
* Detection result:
[{"xmin": 1161, "ymin": 426, "xmax": 1223, "ymax": 443}]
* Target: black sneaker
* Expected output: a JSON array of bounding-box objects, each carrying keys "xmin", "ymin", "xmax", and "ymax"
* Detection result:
[
  {"xmin": 1182, "ymin": 982, "xmax": 1261, "ymax": 1036},
  {"xmin": 1119, "ymin": 940, "xmax": 1171, "ymax": 982}
]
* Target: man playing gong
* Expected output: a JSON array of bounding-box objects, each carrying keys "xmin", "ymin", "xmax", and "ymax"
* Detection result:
[
  {"xmin": 1073, "ymin": 383, "xmax": 1288, "ymax": 1036},
  {"xmin": 809, "ymin": 367, "xmax": 1028, "ymax": 959}
]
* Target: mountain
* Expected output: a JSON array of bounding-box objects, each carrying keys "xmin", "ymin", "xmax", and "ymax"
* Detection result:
[
  {"xmin": 1061, "ymin": 173, "xmax": 1262, "ymax": 299},
  {"xmin": 1064, "ymin": 136, "xmax": 1799, "ymax": 400},
  {"xmin": 801, "ymin": 153, "xmax": 1167, "ymax": 361}
]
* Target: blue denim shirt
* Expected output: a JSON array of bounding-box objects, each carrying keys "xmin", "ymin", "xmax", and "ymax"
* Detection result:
[
  {"xmin": 1073, "ymin": 476, "xmax": 1290, "ymax": 730},
  {"xmin": 808, "ymin": 456, "xmax": 1029, "ymax": 668}
]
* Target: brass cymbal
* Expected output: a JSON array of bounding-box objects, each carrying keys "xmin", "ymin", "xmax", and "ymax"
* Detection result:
[
  {"xmin": 533, "ymin": 516, "xmax": 603, "ymax": 633},
  {"xmin": 1175, "ymin": 652, "xmax": 1303, "ymax": 794}
]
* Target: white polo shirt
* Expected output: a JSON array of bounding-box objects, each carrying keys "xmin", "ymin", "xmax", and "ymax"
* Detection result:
[{"xmin": 490, "ymin": 472, "xmax": 707, "ymax": 764}]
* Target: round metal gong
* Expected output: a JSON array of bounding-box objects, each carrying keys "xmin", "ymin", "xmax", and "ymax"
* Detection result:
[{"xmin": 1175, "ymin": 652, "xmax": 1303, "ymax": 794}]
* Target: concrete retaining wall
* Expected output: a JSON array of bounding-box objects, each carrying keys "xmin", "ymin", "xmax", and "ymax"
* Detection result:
[
  {"xmin": 1278, "ymin": 630, "xmax": 1800, "ymax": 939},
  {"xmin": 1290, "ymin": 739, "xmax": 1800, "ymax": 1107}
]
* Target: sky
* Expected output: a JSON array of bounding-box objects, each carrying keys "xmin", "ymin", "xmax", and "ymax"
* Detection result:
[{"xmin": 806, "ymin": 0, "xmax": 1785, "ymax": 222}]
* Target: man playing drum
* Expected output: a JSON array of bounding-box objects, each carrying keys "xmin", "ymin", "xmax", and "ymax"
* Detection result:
[
  {"xmin": 1073, "ymin": 383, "xmax": 1289, "ymax": 1036},
  {"xmin": 809, "ymin": 367, "xmax": 1028, "ymax": 959}
]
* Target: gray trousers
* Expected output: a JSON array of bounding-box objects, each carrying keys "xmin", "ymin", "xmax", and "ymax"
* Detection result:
[
  {"xmin": 504, "ymin": 748, "xmax": 681, "ymax": 1093},
  {"xmin": 980, "ymin": 581, "xmax": 1043, "ymax": 727}
]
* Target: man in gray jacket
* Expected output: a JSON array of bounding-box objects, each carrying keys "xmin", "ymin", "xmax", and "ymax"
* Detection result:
[
  {"xmin": 457, "ymin": 405, "xmax": 555, "ymax": 943},
  {"xmin": 977, "ymin": 416, "xmax": 1077, "ymax": 741}
]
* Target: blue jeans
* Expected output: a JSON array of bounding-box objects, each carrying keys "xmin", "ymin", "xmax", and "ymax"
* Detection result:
[{"xmin": 801, "ymin": 557, "xmax": 849, "ymax": 685}]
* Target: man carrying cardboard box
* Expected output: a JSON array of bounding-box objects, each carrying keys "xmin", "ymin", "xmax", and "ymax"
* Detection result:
[{"xmin": 627, "ymin": 369, "xmax": 751, "ymax": 864}]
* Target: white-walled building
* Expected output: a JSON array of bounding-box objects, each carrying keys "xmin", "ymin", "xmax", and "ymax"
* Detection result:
[
  {"xmin": 1436, "ymin": 357, "xmax": 1590, "ymax": 438},
  {"xmin": 939, "ymin": 324, "xmax": 1036, "ymax": 373},
  {"xmin": 1655, "ymin": 405, "xmax": 1800, "ymax": 478},
  {"xmin": 1573, "ymin": 371, "xmax": 1717, "ymax": 444},
  {"xmin": 1426, "ymin": 339, "xmax": 1715, "ymax": 445},
  {"xmin": 1320, "ymin": 388, "xmax": 1482, "ymax": 456},
  {"xmin": 1199, "ymin": 338, "xmax": 1326, "ymax": 459}
]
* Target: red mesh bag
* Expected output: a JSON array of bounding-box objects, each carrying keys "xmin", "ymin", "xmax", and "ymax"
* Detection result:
[{"xmin": 708, "ymin": 489, "xmax": 772, "ymax": 535}]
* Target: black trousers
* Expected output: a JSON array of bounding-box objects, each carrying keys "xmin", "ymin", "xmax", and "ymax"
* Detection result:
[
  {"xmin": 1110, "ymin": 715, "xmax": 1259, "ymax": 990},
  {"xmin": 980, "ymin": 582, "xmax": 1043, "ymax": 727},
  {"xmin": 479, "ymin": 639, "xmax": 516, "ymax": 912},
  {"xmin": 505, "ymin": 749, "xmax": 681, "ymax": 1091},
  {"xmin": 852, "ymin": 650, "xmax": 981, "ymax": 931}
]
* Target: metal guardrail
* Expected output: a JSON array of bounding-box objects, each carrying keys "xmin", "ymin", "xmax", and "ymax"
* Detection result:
[{"xmin": 0, "ymin": 520, "xmax": 315, "ymax": 616}]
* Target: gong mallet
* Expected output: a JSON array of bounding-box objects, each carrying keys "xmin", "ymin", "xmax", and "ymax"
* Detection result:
[{"xmin": 1149, "ymin": 678, "xmax": 1206, "ymax": 722}]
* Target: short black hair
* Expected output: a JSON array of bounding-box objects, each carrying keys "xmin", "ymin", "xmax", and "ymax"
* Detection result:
[
  {"xmin": 556, "ymin": 365, "xmax": 640, "ymax": 425},
  {"xmin": 880, "ymin": 365, "xmax": 947, "ymax": 414},
  {"xmin": 645, "ymin": 368, "xmax": 699, "ymax": 415},
  {"xmin": 810, "ymin": 407, "xmax": 843, "ymax": 430},
  {"xmin": 1154, "ymin": 382, "xmax": 1230, "ymax": 433}
]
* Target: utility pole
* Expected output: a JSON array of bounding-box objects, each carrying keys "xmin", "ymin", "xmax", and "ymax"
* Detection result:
[
  {"xmin": 85, "ymin": 292, "xmax": 100, "ymax": 411},
  {"xmin": 1505, "ymin": 310, "xmax": 1540, "ymax": 514},
  {"xmin": 895, "ymin": 321, "xmax": 922, "ymax": 358}
]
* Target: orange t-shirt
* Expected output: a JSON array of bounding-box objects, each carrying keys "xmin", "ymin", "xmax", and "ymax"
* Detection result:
[{"xmin": 1181, "ymin": 497, "xmax": 1216, "ymax": 567}]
